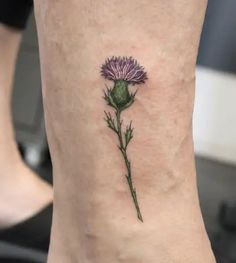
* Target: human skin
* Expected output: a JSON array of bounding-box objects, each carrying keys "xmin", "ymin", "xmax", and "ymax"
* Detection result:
[
  {"xmin": 34, "ymin": 0, "xmax": 216, "ymax": 262},
  {"xmin": 0, "ymin": 24, "xmax": 52, "ymax": 228}
]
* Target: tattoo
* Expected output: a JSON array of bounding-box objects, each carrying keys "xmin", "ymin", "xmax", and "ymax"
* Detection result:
[{"xmin": 101, "ymin": 56, "xmax": 147, "ymax": 222}]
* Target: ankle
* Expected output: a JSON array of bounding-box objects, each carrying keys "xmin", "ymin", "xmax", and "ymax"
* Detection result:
[
  {"xmin": 48, "ymin": 173, "xmax": 215, "ymax": 263},
  {"xmin": 0, "ymin": 154, "xmax": 26, "ymax": 183},
  {"xmin": 0, "ymin": 163, "xmax": 53, "ymax": 229}
]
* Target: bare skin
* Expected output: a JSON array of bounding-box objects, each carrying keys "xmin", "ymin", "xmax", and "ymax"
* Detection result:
[
  {"xmin": 34, "ymin": 0, "xmax": 216, "ymax": 262},
  {"xmin": 0, "ymin": 24, "xmax": 53, "ymax": 228}
]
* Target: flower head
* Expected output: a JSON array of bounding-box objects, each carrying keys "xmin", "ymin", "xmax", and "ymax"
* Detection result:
[{"xmin": 101, "ymin": 56, "xmax": 147, "ymax": 85}]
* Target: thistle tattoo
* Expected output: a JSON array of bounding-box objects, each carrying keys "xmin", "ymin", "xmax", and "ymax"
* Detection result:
[{"xmin": 101, "ymin": 56, "xmax": 147, "ymax": 222}]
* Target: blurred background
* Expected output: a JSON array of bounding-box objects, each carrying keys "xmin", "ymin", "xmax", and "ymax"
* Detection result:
[{"xmin": 1, "ymin": 0, "xmax": 236, "ymax": 262}]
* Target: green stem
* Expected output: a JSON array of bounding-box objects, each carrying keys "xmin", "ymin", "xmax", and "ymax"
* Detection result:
[{"xmin": 116, "ymin": 110, "xmax": 143, "ymax": 222}]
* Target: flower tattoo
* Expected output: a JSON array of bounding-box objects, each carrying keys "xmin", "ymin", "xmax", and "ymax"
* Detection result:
[{"xmin": 101, "ymin": 56, "xmax": 147, "ymax": 222}]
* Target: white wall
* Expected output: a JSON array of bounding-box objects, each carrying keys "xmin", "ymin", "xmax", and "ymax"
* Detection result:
[{"xmin": 194, "ymin": 66, "xmax": 236, "ymax": 164}]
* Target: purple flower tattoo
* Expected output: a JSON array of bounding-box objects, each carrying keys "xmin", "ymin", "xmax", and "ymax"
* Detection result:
[
  {"xmin": 101, "ymin": 56, "xmax": 147, "ymax": 222},
  {"xmin": 101, "ymin": 56, "xmax": 147, "ymax": 85}
]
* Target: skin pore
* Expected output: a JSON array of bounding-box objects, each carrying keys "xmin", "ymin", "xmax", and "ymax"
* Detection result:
[{"xmin": 34, "ymin": 0, "xmax": 216, "ymax": 262}]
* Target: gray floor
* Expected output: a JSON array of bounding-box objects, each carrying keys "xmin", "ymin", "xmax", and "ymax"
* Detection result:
[{"xmin": 197, "ymin": 157, "xmax": 236, "ymax": 235}]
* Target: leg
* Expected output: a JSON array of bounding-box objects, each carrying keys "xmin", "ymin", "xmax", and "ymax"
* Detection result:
[
  {"xmin": 0, "ymin": 24, "xmax": 52, "ymax": 228},
  {"xmin": 34, "ymin": 0, "xmax": 215, "ymax": 262}
]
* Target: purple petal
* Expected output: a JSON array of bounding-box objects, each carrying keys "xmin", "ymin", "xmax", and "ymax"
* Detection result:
[{"xmin": 101, "ymin": 56, "xmax": 147, "ymax": 85}]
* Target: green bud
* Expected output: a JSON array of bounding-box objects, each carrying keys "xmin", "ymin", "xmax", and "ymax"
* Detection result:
[{"xmin": 111, "ymin": 80, "xmax": 131, "ymax": 109}]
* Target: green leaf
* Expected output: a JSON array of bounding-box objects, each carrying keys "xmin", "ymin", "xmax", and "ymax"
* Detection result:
[
  {"xmin": 124, "ymin": 121, "xmax": 133, "ymax": 147},
  {"xmin": 103, "ymin": 86, "xmax": 118, "ymax": 109},
  {"xmin": 104, "ymin": 111, "xmax": 117, "ymax": 133}
]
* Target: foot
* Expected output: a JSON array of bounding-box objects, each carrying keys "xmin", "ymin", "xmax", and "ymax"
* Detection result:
[{"xmin": 0, "ymin": 160, "xmax": 53, "ymax": 229}]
